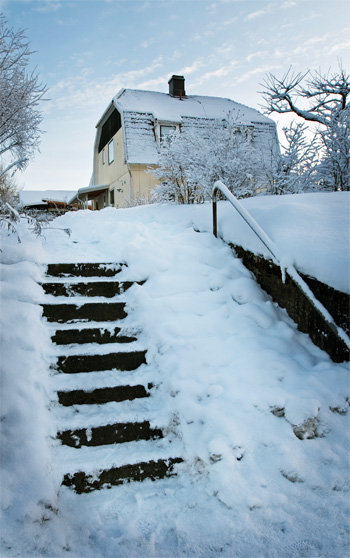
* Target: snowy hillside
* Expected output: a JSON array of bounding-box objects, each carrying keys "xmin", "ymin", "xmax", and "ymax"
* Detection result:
[{"xmin": 0, "ymin": 192, "xmax": 349, "ymax": 558}]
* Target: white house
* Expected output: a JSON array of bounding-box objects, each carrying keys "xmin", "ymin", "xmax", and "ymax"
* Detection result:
[{"xmin": 70, "ymin": 75, "xmax": 279, "ymax": 209}]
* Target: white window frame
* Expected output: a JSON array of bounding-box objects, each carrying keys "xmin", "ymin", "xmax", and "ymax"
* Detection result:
[
  {"xmin": 156, "ymin": 122, "xmax": 179, "ymax": 148},
  {"xmin": 108, "ymin": 139, "xmax": 114, "ymax": 164}
]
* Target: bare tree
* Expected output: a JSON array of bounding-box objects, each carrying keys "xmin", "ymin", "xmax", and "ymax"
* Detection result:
[
  {"xmin": 261, "ymin": 65, "xmax": 349, "ymax": 125},
  {"xmin": 0, "ymin": 14, "xmax": 47, "ymax": 179},
  {"xmin": 261, "ymin": 65, "xmax": 349, "ymax": 190}
]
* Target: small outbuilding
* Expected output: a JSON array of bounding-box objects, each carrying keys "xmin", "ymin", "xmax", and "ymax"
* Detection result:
[{"xmin": 19, "ymin": 190, "xmax": 78, "ymax": 212}]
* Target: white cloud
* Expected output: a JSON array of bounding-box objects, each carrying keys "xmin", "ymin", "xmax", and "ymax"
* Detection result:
[
  {"xmin": 202, "ymin": 62, "xmax": 237, "ymax": 81},
  {"xmin": 141, "ymin": 37, "xmax": 156, "ymax": 49},
  {"xmin": 245, "ymin": 9, "xmax": 268, "ymax": 21},
  {"xmin": 223, "ymin": 17, "xmax": 238, "ymax": 25},
  {"xmin": 180, "ymin": 58, "xmax": 205, "ymax": 76},
  {"xmin": 45, "ymin": 57, "xmax": 165, "ymax": 117},
  {"xmin": 138, "ymin": 75, "xmax": 170, "ymax": 90},
  {"xmin": 328, "ymin": 40, "xmax": 350, "ymax": 55},
  {"xmin": 281, "ymin": 0, "xmax": 297, "ymax": 8},
  {"xmin": 33, "ymin": 1, "xmax": 62, "ymax": 13},
  {"xmin": 234, "ymin": 65, "xmax": 281, "ymax": 85},
  {"xmin": 246, "ymin": 51, "xmax": 268, "ymax": 63}
]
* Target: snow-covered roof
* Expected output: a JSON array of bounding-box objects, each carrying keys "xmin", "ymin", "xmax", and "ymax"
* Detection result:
[
  {"xmin": 19, "ymin": 190, "xmax": 75, "ymax": 207},
  {"xmin": 114, "ymin": 89, "xmax": 272, "ymax": 125},
  {"xmin": 112, "ymin": 89, "xmax": 277, "ymax": 165}
]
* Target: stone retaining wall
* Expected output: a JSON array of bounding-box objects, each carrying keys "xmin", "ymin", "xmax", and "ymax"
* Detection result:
[{"xmin": 231, "ymin": 244, "xmax": 349, "ymax": 363}]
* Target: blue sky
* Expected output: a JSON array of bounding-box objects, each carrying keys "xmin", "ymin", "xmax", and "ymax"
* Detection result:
[{"xmin": 2, "ymin": 0, "xmax": 350, "ymax": 192}]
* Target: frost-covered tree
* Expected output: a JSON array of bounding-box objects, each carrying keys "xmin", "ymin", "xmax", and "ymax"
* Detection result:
[
  {"xmin": 0, "ymin": 167, "xmax": 20, "ymax": 203},
  {"xmin": 0, "ymin": 14, "xmax": 47, "ymax": 178},
  {"xmin": 151, "ymin": 127, "xmax": 206, "ymax": 204},
  {"xmin": 261, "ymin": 65, "xmax": 349, "ymax": 190},
  {"xmin": 316, "ymin": 107, "xmax": 350, "ymax": 191},
  {"xmin": 262, "ymin": 122, "xmax": 318, "ymax": 194},
  {"xmin": 151, "ymin": 113, "xmax": 264, "ymax": 204}
]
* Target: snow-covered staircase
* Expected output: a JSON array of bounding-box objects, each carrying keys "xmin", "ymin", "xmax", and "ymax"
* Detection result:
[{"xmin": 42, "ymin": 263, "xmax": 183, "ymax": 494}]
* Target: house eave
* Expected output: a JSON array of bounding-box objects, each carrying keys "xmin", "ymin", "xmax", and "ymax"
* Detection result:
[{"xmin": 68, "ymin": 184, "xmax": 109, "ymax": 204}]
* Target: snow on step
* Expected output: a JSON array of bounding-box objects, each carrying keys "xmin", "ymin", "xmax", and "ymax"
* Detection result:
[
  {"xmin": 43, "ymin": 261, "xmax": 184, "ymax": 491},
  {"xmin": 54, "ymin": 436, "xmax": 183, "ymax": 478},
  {"xmin": 51, "ymin": 326, "xmax": 137, "ymax": 346},
  {"xmin": 58, "ymin": 419, "xmax": 164, "ymax": 449},
  {"xmin": 42, "ymin": 280, "xmax": 143, "ymax": 298},
  {"xmin": 52, "ymin": 339, "xmax": 144, "ymax": 357},
  {"xmin": 46, "ymin": 262, "xmax": 127, "ymax": 277},
  {"xmin": 57, "ymin": 382, "xmax": 153, "ymax": 406},
  {"xmin": 55, "ymin": 349, "xmax": 147, "ymax": 373},
  {"xmin": 51, "ymin": 393, "xmax": 168, "ymax": 431},
  {"xmin": 50, "ymin": 366, "xmax": 156, "ymax": 393},
  {"xmin": 43, "ymin": 302, "xmax": 128, "ymax": 323},
  {"xmin": 62, "ymin": 456, "xmax": 184, "ymax": 494}
]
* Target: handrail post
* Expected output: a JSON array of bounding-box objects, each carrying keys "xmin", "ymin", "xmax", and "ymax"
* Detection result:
[{"xmin": 212, "ymin": 197, "xmax": 217, "ymax": 238}]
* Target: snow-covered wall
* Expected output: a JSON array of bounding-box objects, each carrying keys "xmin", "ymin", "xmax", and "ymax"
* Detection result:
[{"xmin": 214, "ymin": 192, "xmax": 350, "ymax": 294}]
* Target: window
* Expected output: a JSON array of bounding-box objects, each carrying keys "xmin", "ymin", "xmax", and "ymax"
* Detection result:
[
  {"xmin": 110, "ymin": 189, "xmax": 115, "ymax": 206},
  {"xmin": 160, "ymin": 125, "xmax": 176, "ymax": 145},
  {"xmin": 98, "ymin": 108, "xmax": 121, "ymax": 152},
  {"xmin": 108, "ymin": 139, "xmax": 114, "ymax": 164},
  {"xmin": 102, "ymin": 148, "xmax": 105, "ymax": 165}
]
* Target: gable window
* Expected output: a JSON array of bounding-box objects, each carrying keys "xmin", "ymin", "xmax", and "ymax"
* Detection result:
[
  {"xmin": 98, "ymin": 108, "xmax": 121, "ymax": 152},
  {"xmin": 160, "ymin": 125, "xmax": 176, "ymax": 145},
  {"xmin": 102, "ymin": 148, "xmax": 105, "ymax": 165},
  {"xmin": 108, "ymin": 139, "xmax": 114, "ymax": 164}
]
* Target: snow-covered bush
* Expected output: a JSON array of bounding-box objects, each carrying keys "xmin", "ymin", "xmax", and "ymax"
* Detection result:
[
  {"xmin": 0, "ymin": 201, "xmax": 43, "ymax": 244},
  {"xmin": 151, "ymin": 112, "xmax": 264, "ymax": 203}
]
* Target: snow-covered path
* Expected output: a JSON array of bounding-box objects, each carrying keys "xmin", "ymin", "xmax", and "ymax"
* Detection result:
[{"xmin": 1, "ymin": 199, "xmax": 349, "ymax": 557}]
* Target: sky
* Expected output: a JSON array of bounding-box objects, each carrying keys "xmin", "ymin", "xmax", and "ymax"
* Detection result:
[{"xmin": 2, "ymin": 0, "xmax": 350, "ymax": 192}]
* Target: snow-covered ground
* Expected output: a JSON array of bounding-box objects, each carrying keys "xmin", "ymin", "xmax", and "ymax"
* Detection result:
[{"xmin": 0, "ymin": 192, "xmax": 349, "ymax": 558}]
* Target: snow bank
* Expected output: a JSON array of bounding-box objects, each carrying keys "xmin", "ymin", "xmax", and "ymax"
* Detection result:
[
  {"xmin": 35, "ymin": 192, "xmax": 350, "ymax": 295},
  {"xmin": 214, "ymin": 191, "xmax": 350, "ymax": 294},
  {"xmin": 1, "ymin": 193, "xmax": 349, "ymax": 557},
  {"xmin": 0, "ymin": 222, "xmax": 63, "ymax": 553}
]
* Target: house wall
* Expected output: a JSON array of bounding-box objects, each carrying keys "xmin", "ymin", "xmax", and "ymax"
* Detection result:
[
  {"xmin": 93, "ymin": 124, "xmax": 159, "ymax": 208},
  {"xmin": 94, "ymin": 127, "xmax": 128, "ymax": 191},
  {"xmin": 92, "ymin": 191, "xmax": 108, "ymax": 211},
  {"xmin": 129, "ymin": 164, "xmax": 159, "ymax": 204}
]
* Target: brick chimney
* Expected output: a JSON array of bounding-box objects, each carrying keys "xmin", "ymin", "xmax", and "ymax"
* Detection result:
[{"xmin": 168, "ymin": 75, "xmax": 186, "ymax": 98}]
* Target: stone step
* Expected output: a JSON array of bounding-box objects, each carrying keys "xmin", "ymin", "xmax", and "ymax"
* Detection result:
[
  {"xmin": 56, "ymin": 350, "xmax": 147, "ymax": 373},
  {"xmin": 51, "ymin": 326, "xmax": 138, "ymax": 345},
  {"xmin": 62, "ymin": 457, "xmax": 183, "ymax": 493},
  {"xmin": 42, "ymin": 281, "xmax": 139, "ymax": 298},
  {"xmin": 46, "ymin": 262, "xmax": 126, "ymax": 278},
  {"xmin": 42, "ymin": 302, "xmax": 127, "ymax": 323},
  {"xmin": 57, "ymin": 420, "xmax": 163, "ymax": 448},
  {"xmin": 57, "ymin": 383, "xmax": 153, "ymax": 406}
]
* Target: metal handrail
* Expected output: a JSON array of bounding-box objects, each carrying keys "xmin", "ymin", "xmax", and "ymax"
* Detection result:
[
  {"xmin": 212, "ymin": 181, "xmax": 280, "ymax": 263},
  {"xmin": 212, "ymin": 180, "xmax": 350, "ymax": 350}
]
